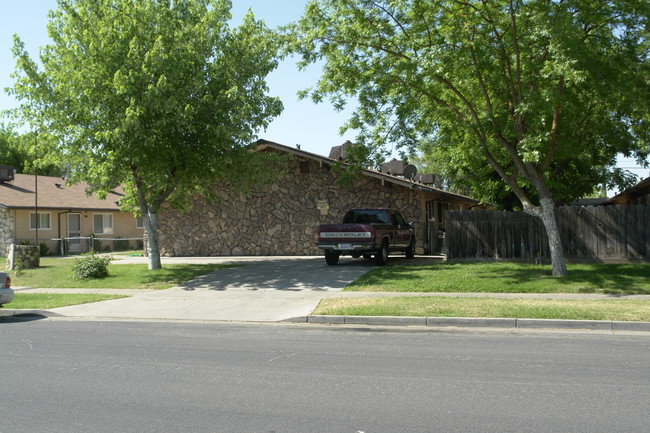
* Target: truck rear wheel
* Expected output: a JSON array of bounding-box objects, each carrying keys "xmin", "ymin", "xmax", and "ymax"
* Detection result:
[
  {"xmin": 406, "ymin": 237, "xmax": 415, "ymax": 259},
  {"xmin": 375, "ymin": 240, "xmax": 389, "ymax": 266},
  {"xmin": 325, "ymin": 250, "xmax": 340, "ymax": 265}
]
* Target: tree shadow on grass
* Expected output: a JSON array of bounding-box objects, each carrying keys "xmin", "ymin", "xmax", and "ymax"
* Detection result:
[
  {"xmin": 346, "ymin": 262, "xmax": 650, "ymax": 294},
  {"xmin": 556, "ymin": 264, "xmax": 650, "ymax": 294}
]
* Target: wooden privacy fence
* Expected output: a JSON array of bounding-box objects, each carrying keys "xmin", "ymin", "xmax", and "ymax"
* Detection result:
[{"xmin": 445, "ymin": 205, "xmax": 650, "ymax": 261}]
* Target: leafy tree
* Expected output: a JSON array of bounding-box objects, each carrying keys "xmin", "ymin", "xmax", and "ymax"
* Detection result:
[
  {"xmin": 0, "ymin": 125, "xmax": 63, "ymax": 176},
  {"xmin": 9, "ymin": 0, "xmax": 284, "ymax": 269},
  {"xmin": 293, "ymin": 0, "xmax": 650, "ymax": 276},
  {"xmin": 0, "ymin": 126, "xmax": 25, "ymax": 170}
]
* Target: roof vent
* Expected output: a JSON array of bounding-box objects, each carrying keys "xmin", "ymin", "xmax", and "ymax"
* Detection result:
[
  {"xmin": 414, "ymin": 173, "xmax": 436, "ymax": 185},
  {"xmin": 380, "ymin": 159, "xmax": 405, "ymax": 175},
  {"xmin": 0, "ymin": 166, "xmax": 15, "ymax": 182},
  {"xmin": 329, "ymin": 140, "xmax": 355, "ymax": 161}
]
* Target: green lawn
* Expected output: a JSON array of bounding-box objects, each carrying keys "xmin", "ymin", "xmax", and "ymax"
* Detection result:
[
  {"xmin": 4, "ymin": 257, "xmax": 237, "ymax": 290},
  {"xmin": 346, "ymin": 262, "xmax": 650, "ymax": 294},
  {"xmin": 318, "ymin": 261, "xmax": 650, "ymax": 321},
  {"xmin": 314, "ymin": 297, "xmax": 650, "ymax": 322}
]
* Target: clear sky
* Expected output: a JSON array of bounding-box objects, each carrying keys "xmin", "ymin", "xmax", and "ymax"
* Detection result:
[{"xmin": 1, "ymin": 0, "xmax": 647, "ymax": 193}]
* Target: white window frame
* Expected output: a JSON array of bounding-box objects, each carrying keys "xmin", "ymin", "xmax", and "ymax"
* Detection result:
[
  {"xmin": 135, "ymin": 216, "xmax": 144, "ymax": 229},
  {"xmin": 29, "ymin": 212, "xmax": 51, "ymax": 230},
  {"xmin": 93, "ymin": 213, "xmax": 114, "ymax": 235}
]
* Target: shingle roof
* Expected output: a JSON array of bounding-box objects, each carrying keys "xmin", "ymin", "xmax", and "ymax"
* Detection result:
[
  {"xmin": 0, "ymin": 173, "xmax": 124, "ymax": 211},
  {"xmin": 254, "ymin": 139, "xmax": 481, "ymax": 205}
]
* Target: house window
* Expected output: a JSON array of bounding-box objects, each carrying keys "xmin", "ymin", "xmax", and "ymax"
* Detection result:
[
  {"xmin": 135, "ymin": 216, "xmax": 144, "ymax": 229},
  {"xmin": 94, "ymin": 213, "xmax": 114, "ymax": 234},
  {"xmin": 30, "ymin": 212, "xmax": 51, "ymax": 230}
]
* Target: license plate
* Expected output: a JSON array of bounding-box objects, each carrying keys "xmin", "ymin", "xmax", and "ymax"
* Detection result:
[{"xmin": 338, "ymin": 243, "xmax": 353, "ymax": 250}]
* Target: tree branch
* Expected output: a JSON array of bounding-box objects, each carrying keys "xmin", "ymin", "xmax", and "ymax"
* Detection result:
[
  {"xmin": 432, "ymin": 73, "xmax": 488, "ymax": 143},
  {"xmin": 540, "ymin": 76, "xmax": 564, "ymax": 171},
  {"xmin": 508, "ymin": 0, "xmax": 525, "ymax": 139},
  {"xmin": 468, "ymin": 36, "xmax": 496, "ymax": 126},
  {"xmin": 320, "ymin": 35, "xmax": 412, "ymax": 62},
  {"xmin": 345, "ymin": 0, "xmax": 416, "ymax": 59},
  {"xmin": 479, "ymin": 1, "xmax": 520, "ymax": 120},
  {"xmin": 479, "ymin": 137, "xmax": 535, "ymax": 209}
]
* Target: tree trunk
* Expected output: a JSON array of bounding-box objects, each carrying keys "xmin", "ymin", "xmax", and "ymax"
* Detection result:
[
  {"xmin": 133, "ymin": 175, "xmax": 163, "ymax": 271},
  {"xmin": 538, "ymin": 197, "xmax": 567, "ymax": 277},
  {"xmin": 143, "ymin": 210, "xmax": 162, "ymax": 270}
]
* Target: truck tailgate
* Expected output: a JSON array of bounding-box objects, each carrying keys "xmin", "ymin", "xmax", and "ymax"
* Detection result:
[{"xmin": 318, "ymin": 224, "xmax": 373, "ymax": 240}]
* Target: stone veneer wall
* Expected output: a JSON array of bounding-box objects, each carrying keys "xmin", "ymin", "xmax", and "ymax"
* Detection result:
[
  {"xmin": 0, "ymin": 209, "xmax": 14, "ymax": 258},
  {"xmin": 6, "ymin": 244, "xmax": 40, "ymax": 270},
  {"xmin": 157, "ymin": 157, "xmax": 422, "ymax": 256}
]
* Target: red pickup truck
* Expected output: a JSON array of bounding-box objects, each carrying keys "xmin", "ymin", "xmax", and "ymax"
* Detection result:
[{"xmin": 316, "ymin": 208, "xmax": 415, "ymax": 265}]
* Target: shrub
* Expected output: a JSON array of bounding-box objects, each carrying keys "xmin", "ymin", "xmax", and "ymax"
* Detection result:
[
  {"xmin": 39, "ymin": 243, "xmax": 49, "ymax": 257},
  {"xmin": 114, "ymin": 238, "xmax": 130, "ymax": 251},
  {"xmin": 13, "ymin": 258, "xmax": 25, "ymax": 277},
  {"xmin": 72, "ymin": 252, "xmax": 112, "ymax": 280}
]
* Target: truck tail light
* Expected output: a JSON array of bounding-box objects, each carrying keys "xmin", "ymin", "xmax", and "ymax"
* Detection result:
[{"xmin": 5, "ymin": 276, "xmax": 10, "ymax": 288}]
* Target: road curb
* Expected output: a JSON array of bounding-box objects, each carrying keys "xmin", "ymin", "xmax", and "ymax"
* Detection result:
[
  {"xmin": 287, "ymin": 315, "xmax": 650, "ymax": 331},
  {"xmin": 0, "ymin": 309, "xmax": 62, "ymax": 319},
  {"xmin": 516, "ymin": 318, "xmax": 613, "ymax": 330},
  {"xmin": 612, "ymin": 321, "xmax": 650, "ymax": 332},
  {"xmin": 4, "ymin": 309, "xmax": 650, "ymax": 332}
]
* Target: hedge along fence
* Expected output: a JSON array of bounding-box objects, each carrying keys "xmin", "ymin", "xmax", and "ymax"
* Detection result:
[
  {"xmin": 53, "ymin": 236, "xmax": 144, "ymax": 255},
  {"xmin": 445, "ymin": 205, "xmax": 650, "ymax": 261}
]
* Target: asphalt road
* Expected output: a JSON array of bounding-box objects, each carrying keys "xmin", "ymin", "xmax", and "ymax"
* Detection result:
[{"xmin": 1, "ymin": 320, "xmax": 649, "ymax": 433}]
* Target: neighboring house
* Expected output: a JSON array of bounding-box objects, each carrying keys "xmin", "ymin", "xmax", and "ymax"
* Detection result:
[
  {"xmin": 157, "ymin": 140, "xmax": 484, "ymax": 257},
  {"xmin": 607, "ymin": 177, "xmax": 650, "ymax": 206},
  {"xmin": 0, "ymin": 172, "xmax": 144, "ymax": 256},
  {"xmin": 571, "ymin": 198, "xmax": 610, "ymax": 207}
]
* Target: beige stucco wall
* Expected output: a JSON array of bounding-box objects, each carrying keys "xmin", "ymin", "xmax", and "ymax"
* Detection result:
[
  {"xmin": 157, "ymin": 156, "xmax": 473, "ymax": 256},
  {"xmin": 6, "ymin": 208, "xmax": 143, "ymax": 255}
]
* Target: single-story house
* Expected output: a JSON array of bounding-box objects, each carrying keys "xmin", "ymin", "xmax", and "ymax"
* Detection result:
[
  {"xmin": 607, "ymin": 176, "xmax": 650, "ymax": 206},
  {"xmin": 156, "ymin": 140, "xmax": 484, "ymax": 256},
  {"xmin": 0, "ymin": 171, "xmax": 144, "ymax": 256}
]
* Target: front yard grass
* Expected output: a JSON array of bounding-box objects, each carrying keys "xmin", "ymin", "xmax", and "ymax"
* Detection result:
[
  {"xmin": 318, "ymin": 261, "xmax": 650, "ymax": 321},
  {"xmin": 313, "ymin": 297, "xmax": 650, "ymax": 322},
  {"xmin": 4, "ymin": 257, "xmax": 237, "ymax": 290},
  {"xmin": 346, "ymin": 262, "xmax": 650, "ymax": 294}
]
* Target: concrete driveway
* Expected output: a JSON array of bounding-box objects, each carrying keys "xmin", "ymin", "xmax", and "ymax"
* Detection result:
[{"xmin": 49, "ymin": 256, "xmax": 377, "ymax": 322}]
